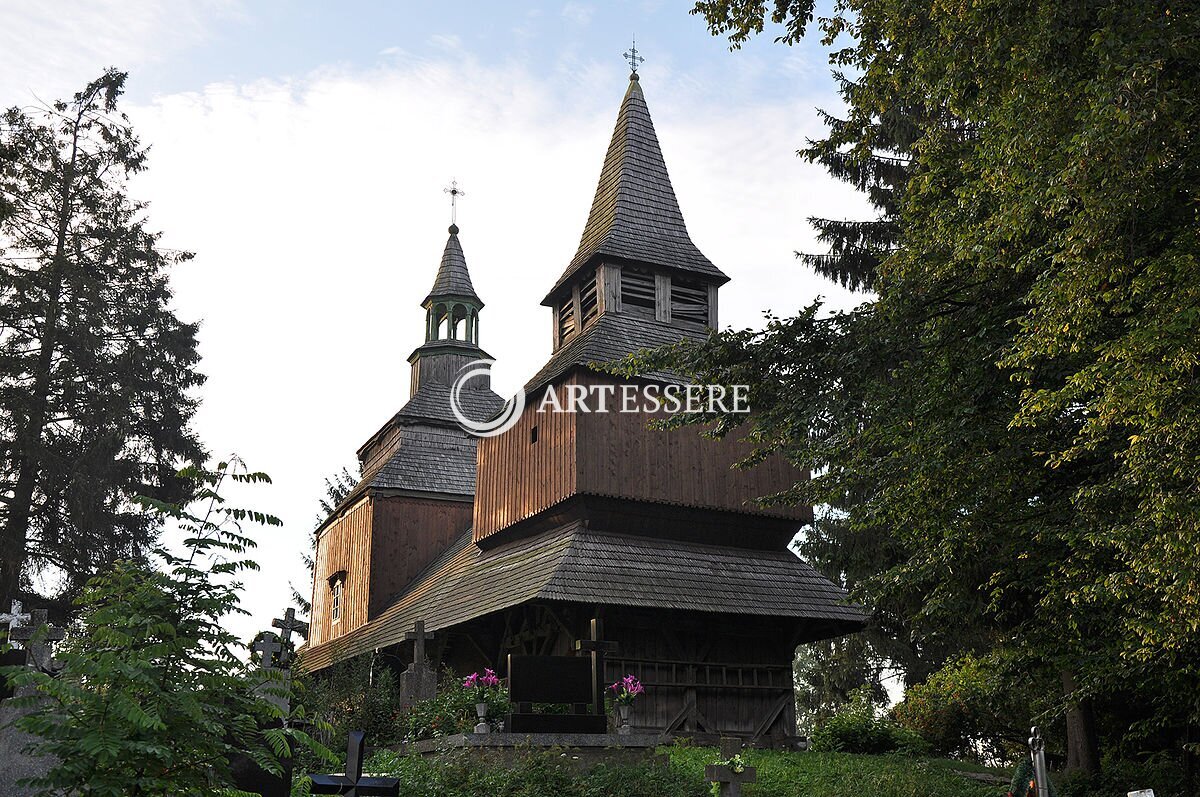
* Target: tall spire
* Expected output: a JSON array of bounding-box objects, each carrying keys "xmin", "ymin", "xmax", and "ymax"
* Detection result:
[
  {"xmin": 542, "ymin": 73, "xmax": 727, "ymax": 305},
  {"xmin": 424, "ymin": 224, "xmax": 481, "ymax": 307}
]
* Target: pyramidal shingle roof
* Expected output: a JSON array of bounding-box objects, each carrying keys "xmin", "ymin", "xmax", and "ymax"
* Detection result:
[
  {"xmin": 543, "ymin": 74, "xmax": 728, "ymax": 305},
  {"xmin": 424, "ymin": 224, "xmax": 481, "ymax": 306}
]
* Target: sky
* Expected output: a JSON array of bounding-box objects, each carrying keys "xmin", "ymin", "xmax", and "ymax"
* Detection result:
[{"xmin": 2, "ymin": 0, "xmax": 871, "ymax": 645}]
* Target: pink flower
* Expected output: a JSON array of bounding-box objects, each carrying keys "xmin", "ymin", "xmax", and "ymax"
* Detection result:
[{"xmin": 609, "ymin": 674, "xmax": 644, "ymax": 704}]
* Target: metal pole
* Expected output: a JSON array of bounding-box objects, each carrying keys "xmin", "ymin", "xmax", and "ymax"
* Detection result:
[{"xmin": 1030, "ymin": 726, "xmax": 1050, "ymax": 797}]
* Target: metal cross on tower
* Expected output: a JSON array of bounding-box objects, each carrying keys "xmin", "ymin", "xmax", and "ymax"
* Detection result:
[
  {"xmin": 623, "ymin": 38, "xmax": 645, "ymax": 74},
  {"xmin": 443, "ymin": 179, "xmax": 466, "ymax": 225}
]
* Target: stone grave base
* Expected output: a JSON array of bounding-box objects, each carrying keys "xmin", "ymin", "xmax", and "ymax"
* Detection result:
[
  {"xmin": 403, "ymin": 732, "xmax": 666, "ymax": 769},
  {"xmin": 0, "ymin": 699, "xmax": 57, "ymax": 797}
]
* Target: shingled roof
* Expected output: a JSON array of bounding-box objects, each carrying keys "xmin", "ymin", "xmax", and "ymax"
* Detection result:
[
  {"xmin": 525, "ymin": 311, "xmax": 706, "ymax": 395},
  {"xmin": 542, "ymin": 75, "xmax": 728, "ymax": 306},
  {"xmin": 424, "ymin": 224, "xmax": 481, "ymax": 306},
  {"xmin": 298, "ymin": 522, "xmax": 868, "ymax": 671}
]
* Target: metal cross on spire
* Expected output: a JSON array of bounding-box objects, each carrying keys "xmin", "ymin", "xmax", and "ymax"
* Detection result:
[
  {"xmin": 623, "ymin": 37, "xmax": 645, "ymax": 74},
  {"xmin": 443, "ymin": 179, "xmax": 466, "ymax": 225}
]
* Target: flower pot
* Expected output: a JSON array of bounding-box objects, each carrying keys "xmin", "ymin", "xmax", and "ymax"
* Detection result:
[
  {"xmin": 474, "ymin": 701, "xmax": 490, "ymax": 734},
  {"xmin": 617, "ymin": 703, "xmax": 631, "ymax": 735}
]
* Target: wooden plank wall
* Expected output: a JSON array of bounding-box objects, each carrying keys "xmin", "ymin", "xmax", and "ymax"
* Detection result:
[
  {"xmin": 473, "ymin": 374, "xmax": 579, "ymax": 543},
  {"xmin": 576, "ymin": 372, "xmax": 808, "ymax": 521},
  {"xmin": 440, "ymin": 604, "xmax": 802, "ymax": 741},
  {"xmin": 309, "ymin": 498, "xmax": 373, "ymax": 647},
  {"xmin": 370, "ymin": 495, "xmax": 474, "ymax": 616}
]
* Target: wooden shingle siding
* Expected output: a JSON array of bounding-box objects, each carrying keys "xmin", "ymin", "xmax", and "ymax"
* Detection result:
[
  {"xmin": 577, "ymin": 372, "xmax": 808, "ymax": 522},
  {"xmin": 299, "ymin": 522, "xmax": 865, "ymax": 672},
  {"xmin": 474, "ymin": 369, "xmax": 807, "ymax": 545},
  {"xmin": 309, "ymin": 497, "xmax": 373, "ymax": 647},
  {"xmin": 369, "ymin": 495, "xmax": 473, "ymax": 615},
  {"xmin": 473, "ymin": 373, "xmax": 579, "ymax": 543}
]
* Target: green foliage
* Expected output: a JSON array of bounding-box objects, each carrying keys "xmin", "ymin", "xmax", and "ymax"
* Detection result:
[
  {"xmin": 0, "ymin": 460, "xmax": 327, "ymax": 796},
  {"xmin": 293, "ymin": 651, "xmax": 405, "ymax": 768},
  {"xmin": 891, "ymin": 654, "xmax": 1035, "ymax": 761},
  {"xmin": 793, "ymin": 633, "xmax": 885, "ymax": 735},
  {"xmin": 1055, "ymin": 755, "xmax": 1189, "ymax": 797},
  {"xmin": 810, "ymin": 686, "xmax": 929, "ymax": 756},
  {"xmin": 0, "ymin": 69, "xmax": 205, "ymax": 606},
  {"xmin": 400, "ymin": 668, "xmax": 512, "ymax": 742},
  {"xmin": 358, "ymin": 743, "xmax": 1001, "ymax": 797},
  {"xmin": 670, "ymin": 0, "xmax": 1200, "ymax": 775}
]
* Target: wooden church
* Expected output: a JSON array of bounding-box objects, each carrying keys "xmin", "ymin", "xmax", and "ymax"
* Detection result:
[{"xmin": 301, "ymin": 70, "xmax": 866, "ymax": 743}]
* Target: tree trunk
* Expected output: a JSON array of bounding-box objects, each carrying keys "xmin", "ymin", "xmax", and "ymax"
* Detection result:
[{"xmin": 1062, "ymin": 670, "xmax": 1101, "ymax": 774}]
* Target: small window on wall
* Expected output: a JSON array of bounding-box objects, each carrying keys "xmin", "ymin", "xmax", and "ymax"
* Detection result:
[
  {"xmin": 558, "ymin": 297, "xmax": 577, "ymax": 344},
  {"xmin": 328, "ymin": 572, "xmax": 345, "ymax": 623},
  {"xmin": 579, "ymin": 273, "xmax": 599, "ymax": 328},
  {"xmin": 621, "ymin": 268, "xmax": 656, "ymax": 317},
  {"xmin": 671, "ymin": 279, "xmax": 709, "ymax": 325}
]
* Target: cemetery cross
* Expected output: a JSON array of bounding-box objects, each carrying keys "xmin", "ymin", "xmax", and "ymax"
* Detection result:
[
  {"xmin": 252, "ymin": 633, "xmax": 284, "ymax": 670},
  {"xmin": 0, "ymin": 600, "xmax": 31, "ymax": 633},
  {"xmin": 404, "ymin": 620, "xmax": 435, "ymax": 666},
  {"xmin": 574, "ymin": 617, "xmax": 618, "ymax": 717},
  {"xmin": 705, "ymin": 737, "xmax": 757, "ymax": 797},
  {"xmin": 271, "ymin": 608, "xmax": 309, "ymax": 666},
  {"xmin": 309, "ymin": 730, "xmax": 399, "ymax": 797},
  {"xmin": 8, "ymin": 608, "xmax": 65, "ymax": 673}
]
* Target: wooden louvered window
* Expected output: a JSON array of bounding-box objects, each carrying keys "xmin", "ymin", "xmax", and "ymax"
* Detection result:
[
  {"xmin": 558, "ymin": 297, "xmax": 577, "ymax": 344},
  {"xmin": 671, "ymin": 279, "xmax": 709, "ymax": 326},
  {"xmin": 579, "ymin": 273, "xmax": 599, "ymax": 328},
  {"xmin": 621, "ymin": 267, "xmax": 656, "ymax": 317}
]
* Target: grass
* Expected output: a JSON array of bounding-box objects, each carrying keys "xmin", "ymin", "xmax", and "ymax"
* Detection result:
[{"xmin": 346, "ymin": 743, "xmax": 1008, "ymax": 797}]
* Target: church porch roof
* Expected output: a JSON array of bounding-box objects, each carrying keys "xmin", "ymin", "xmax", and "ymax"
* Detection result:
[{"xmin": 297, "ymin": 521, "xmax": 867, "ymax": 672}]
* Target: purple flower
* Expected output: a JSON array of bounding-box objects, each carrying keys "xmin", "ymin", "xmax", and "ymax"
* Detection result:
[{"xmin": 609, "ymin": 674, "xmax": 644, "ymax": 705}]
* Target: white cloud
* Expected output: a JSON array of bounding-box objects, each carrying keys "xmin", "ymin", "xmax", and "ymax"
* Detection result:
[
  {"xmin": 4, "ymin": 0, "xmax": 871, "ymax": 638},
  {"xmin": 125, "ymin": 56, "xmax": 871, "ymax": 640},
  {"xmin": 0, "ymin": 0, "xmax": 239, "ymax": 104},
  {"xmin": 562, "ymin": 2, "xmax": 594, "ymax": 26}
]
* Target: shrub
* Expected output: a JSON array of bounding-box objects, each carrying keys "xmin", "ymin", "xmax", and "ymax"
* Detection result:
[
  {"xmin": 810, "ymin": 685, "xmax": 929, "ymax": 755},
  {"xmin": 891, "ymin": 654, "xmax": 1031, "ymax": 761},
  {"xmin": 400, "ymin": 668, "xmax": 512, "ymax": 742},
  {"xmin": 1, "ymin": 462, "xmax": 326, "ymax": 796},
  {"xmin": 296, "ymin": 651, "xmax": 405, "ymax": 757}
]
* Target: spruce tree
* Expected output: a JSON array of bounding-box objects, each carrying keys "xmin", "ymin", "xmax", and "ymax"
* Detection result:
[{"xmin": 0, "ymin": 70, "xmax": 204, "ymax": 606}]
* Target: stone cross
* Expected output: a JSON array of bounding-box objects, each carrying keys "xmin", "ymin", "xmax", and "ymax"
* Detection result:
[
  {"xmin": 705, "ymin": 737, "xmax": 757, "ymax": 797},
  {"xmin": 271, "ymin": 608, "xmax": 309, "ymax": 646},
  {"xmin": 575, "ymin": 618, "xmax": 618, "ymax": 716},
  {"xmin": 0, "ymin": 600, "xmax": 31, "ymax": 634},
  {"xmin": 8, "ymin": 609, "xmax": 65, "ymax": 673},
  {"xmin": 404, "ymin": 620, "xmax": 434, "ymax": 666},
  {"xmin": 397, "ymin": 621, "xmax": 437, "ymax": 710},
  {"xmin": 252, "ymin": 633, "xmax": 284, "ymax": 670},
  {"xmin": 310, "ymin": 730, "xmax": 399, "ymax": 797},
  {"xmin": 271, "ymin": 608, "xmax": 308, "ymax": 667}
]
